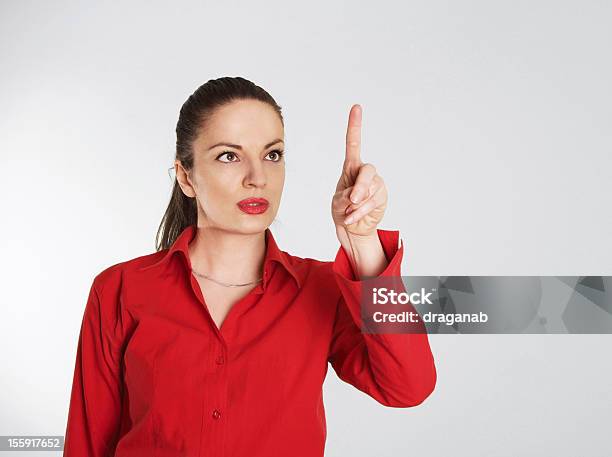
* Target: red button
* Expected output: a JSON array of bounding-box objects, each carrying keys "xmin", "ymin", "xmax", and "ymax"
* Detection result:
[
  {"xmin": 215, "ymin": 355, "xmax": 225, "ymax": 365},
  {"xmin": 212, "ymin": 409, "xmax": 221, "ymax": 419}
]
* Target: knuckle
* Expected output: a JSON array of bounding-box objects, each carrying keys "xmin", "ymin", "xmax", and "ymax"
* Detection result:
[{"xmin": 364, "ymin": 163, "xmax": 376, "ymax": 172}]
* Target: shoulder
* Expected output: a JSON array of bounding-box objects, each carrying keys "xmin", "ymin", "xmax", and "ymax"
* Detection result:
[
  {"xmin": 92, "ymin": 250, "xmax": 167, "ymax": 295},
  {"xmin": 278, "ymin": 249, "xmax": 339, "ymax": 290},
  {"xmin": 82, "ymin": 250, "xmax": 165, "ymax": 337},
  {"xmin": 282, "ymin": 251, "xmax": 331, "ymax": 269}
]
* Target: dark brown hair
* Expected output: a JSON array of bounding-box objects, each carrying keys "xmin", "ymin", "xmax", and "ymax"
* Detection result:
[{"xmin": 155, "ymin": 76, "xmax": 284, "ymax": 251}]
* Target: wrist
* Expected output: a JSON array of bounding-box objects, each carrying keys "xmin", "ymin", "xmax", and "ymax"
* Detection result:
[
  {"xmin": 336, "ymin": 226, "xmax": 378, "ymax": 246},
  {"xmin": 348, "ymin": 231, "xmax": 379, "ymax": 246},
  {"xmin": 335, "ymin": 226, "xmax": 386, "ymax": 279}
]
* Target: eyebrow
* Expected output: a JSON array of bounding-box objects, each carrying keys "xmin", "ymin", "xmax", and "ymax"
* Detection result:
[{"xmin": 207, "ymin": 139, "xmax": 284, "ymax": 152}]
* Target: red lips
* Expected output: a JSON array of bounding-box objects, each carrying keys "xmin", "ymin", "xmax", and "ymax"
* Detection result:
[{"xmin": 237, "ymin": 198, "xmax": 269, "ymax": 215}]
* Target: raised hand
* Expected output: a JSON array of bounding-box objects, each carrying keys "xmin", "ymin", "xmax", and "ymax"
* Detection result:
[{"xmin": 331, "ymin": 104, "xmax": 388, "ymax": 238}]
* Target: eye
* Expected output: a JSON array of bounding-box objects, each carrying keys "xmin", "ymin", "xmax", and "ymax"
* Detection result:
[
  {"xmin": 216, "ymin": 151, "xmax": 239, "ymax": 163},
  {"xmin": 265, "ymin": 149, "xmax": 285, "ymax": 162}
]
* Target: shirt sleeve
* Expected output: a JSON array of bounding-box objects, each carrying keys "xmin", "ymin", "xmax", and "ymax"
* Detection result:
[
  {"xmin": 328, "ymin": 229, "xmax": 437, "ymax": 408},
  {"xmin": 63, "ymin": 275, "xmax": 125, "ymax": 456}
]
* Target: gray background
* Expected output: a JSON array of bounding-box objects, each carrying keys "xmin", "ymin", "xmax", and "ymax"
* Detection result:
[{"xmin": 1, "ymin": 1, "xmax": 611, "ymax": 455}]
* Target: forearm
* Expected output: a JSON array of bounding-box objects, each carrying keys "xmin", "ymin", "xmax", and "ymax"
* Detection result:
[{"xmin": 335, "ymin": 226, "xmax": 388, "ymax": 279}]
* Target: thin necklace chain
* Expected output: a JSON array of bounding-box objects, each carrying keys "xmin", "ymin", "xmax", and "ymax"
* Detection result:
[{"xmin": 191, "ymin": 268, "xmax": 263, "ymax": 288}]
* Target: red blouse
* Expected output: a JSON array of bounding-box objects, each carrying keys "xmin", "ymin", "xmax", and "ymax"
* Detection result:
[{"xmin": 63, "ymin": 225, "xmax": 436, "ymax": 456}]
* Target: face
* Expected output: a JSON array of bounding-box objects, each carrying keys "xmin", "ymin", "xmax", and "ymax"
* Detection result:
[{"xmin": 176, "ymin": 99, "xmax": 285, "ymax": 234}]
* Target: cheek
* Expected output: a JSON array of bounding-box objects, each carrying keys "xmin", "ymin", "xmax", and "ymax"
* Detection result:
[
  {"xmin": 270, "ymin": 166, "xmax": 285, "ymax": 189},
  {"xmin": 195, "ymin": 171, "xmax": 237, "ymax": 206}
]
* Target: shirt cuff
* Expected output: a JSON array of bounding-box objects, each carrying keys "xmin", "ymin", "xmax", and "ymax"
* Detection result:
[
  {"xmin": 332, "ymin": 229, "xmax": 403, "ymax": 281},
  {"xmin": 331, "ymin": 229, "xmax": 405, "ymax": 328}
]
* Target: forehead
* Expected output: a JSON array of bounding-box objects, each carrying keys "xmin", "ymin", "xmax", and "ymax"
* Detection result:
[{"xmin": 199, "ymin": 99, "xmax": 284, "ymax": 146}]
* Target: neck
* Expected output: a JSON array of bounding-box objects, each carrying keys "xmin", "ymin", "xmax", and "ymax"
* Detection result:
[{"xmin": 187, "ymin": 225, "xmax": 266, "ymax": 283}]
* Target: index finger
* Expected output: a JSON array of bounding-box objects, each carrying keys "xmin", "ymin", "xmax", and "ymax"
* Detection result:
[{"xmin": 344, "ymin": 104, "xmax": 363, "ymax": 167}]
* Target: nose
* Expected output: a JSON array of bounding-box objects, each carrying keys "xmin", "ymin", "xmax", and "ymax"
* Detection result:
[{"xmin": 243, "ymin": 157, "xmax": 267, "ymax": 189}]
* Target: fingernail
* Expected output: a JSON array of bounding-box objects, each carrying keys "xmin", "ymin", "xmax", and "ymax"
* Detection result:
[
  {"xmin": 345, "ymin": 215, "xmax": 354, "ymax": 224},
  {"xmin": 350, "ymin": 192, "xmax": 361, "ymax": 204}
]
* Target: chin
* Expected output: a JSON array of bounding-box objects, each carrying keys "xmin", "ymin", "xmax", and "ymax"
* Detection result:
[{"xmin": 233, "ymin": 217, "xmax": 272, "ymax": 234}]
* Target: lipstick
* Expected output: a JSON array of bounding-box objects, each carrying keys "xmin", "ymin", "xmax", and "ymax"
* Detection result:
[{"xmin": 237, "ymin": 197, "xmax": 269, "ymax": 215}]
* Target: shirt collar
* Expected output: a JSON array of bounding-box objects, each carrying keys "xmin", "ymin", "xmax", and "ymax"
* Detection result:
[{"xmin": 139, "ymin": 225, "xmax": 301, "ymax": 289}]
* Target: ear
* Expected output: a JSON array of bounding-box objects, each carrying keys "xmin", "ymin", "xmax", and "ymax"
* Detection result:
[{"xmin": 175, "ymin": 160, "xmax": 197, "ymax": 198}]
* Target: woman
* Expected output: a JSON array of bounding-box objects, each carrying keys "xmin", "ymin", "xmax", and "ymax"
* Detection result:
[{"xmin": 63, "ymin": 76, "xmax": 437, "ymax": 456}]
